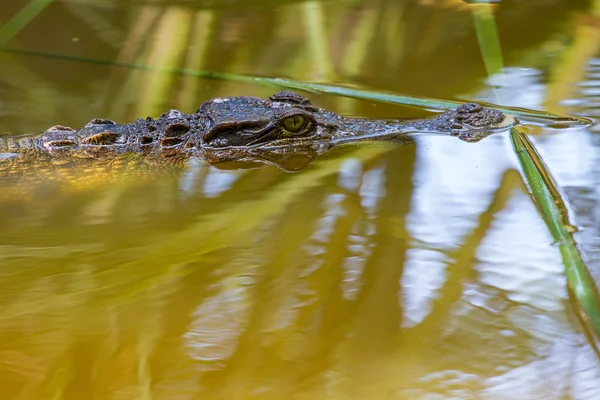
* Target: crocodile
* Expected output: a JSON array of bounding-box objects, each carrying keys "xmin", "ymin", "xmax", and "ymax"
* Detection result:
[{"xmin": 0, "ymin": 91, "xmax": 515, "ymax": 176}]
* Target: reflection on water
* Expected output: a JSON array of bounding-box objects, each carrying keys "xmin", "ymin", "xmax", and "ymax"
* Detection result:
[{"xmin": 1, "ymin": 0, "xmax": 600, "ymax": 399}]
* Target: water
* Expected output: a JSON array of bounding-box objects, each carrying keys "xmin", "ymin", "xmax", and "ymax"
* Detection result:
[{"xmin": 1, "ymin": 0, "xmax": 599, "ymax": 399}]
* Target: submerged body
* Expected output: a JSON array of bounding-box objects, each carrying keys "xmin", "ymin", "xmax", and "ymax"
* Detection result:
[{"xmin": 0, "ymin": 91, "xmax": 514, "ymax": 176}]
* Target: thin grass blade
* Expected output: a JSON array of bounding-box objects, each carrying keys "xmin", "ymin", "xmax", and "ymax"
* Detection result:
[
  {"xmin": 510, "ymin": 127, "xmax": 600, "ymax": 347},
  {"xmin": 0, "ymin": 0, "xmax": 53, "ymax": 47},
  {"xmin": 1, "ymin": 48, "xmax": 592, "ymax": 128}
]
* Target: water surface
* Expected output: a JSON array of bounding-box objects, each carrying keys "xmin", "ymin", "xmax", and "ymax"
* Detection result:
[{"xmin": 1, "ymin": 0, "xmax": 600, "ymax": 399}]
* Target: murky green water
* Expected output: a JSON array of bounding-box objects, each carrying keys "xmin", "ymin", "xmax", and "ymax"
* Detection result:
[{"xmin": 1, "ymin": 0, "xmax": 600, "ymax": 399}]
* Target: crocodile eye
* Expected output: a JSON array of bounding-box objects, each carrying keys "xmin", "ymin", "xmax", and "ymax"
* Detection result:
[{"xmin": 282, "ymin": 114, "xmax": 307, "ymax": 133}]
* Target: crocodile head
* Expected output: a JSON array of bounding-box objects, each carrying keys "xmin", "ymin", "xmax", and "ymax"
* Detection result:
[
  {"xmin": 195, "ymin": 91, "xmax": 515, "ymax": 171},
  {"xmin": 199, "ymin": 91, "xmax": 514, "ymax": 150}
]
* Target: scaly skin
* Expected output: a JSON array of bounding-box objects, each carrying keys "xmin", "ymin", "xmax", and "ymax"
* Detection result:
[{"xmin": 0, "ymin": 91, "xmax": 515, "ymax": 177}]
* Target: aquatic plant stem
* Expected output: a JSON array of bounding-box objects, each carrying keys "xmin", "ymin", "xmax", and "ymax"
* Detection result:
[
  {"xmin": 1, "ymin": 48, "xmax": 592, "ymax": 128},
  {"xmin": 0, "ymin": 0, "xmax": 53, "ymax": 47},
  {"xmin": 510, "ymin": 127, "xmax": 600, "ymax": 344},
  {"xmin": 470, "ymin": 3, "xmax": 507, "ymax": 106},
  {"xmin": 470, "ymin": 4, "xmax": 504, "ymax": 78}
]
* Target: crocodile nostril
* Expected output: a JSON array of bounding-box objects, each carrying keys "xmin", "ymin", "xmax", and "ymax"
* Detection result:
[{"xmin": 457, "ymin": 103, "xmax": 483, "ymax": 114}]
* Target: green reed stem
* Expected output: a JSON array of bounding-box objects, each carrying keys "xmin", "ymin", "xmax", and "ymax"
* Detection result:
[
  {"xmin": 1, "ymin": 48, "xmax": 592, "ymax": 128},
  {"xmin": 510, "ymin": 127, "xmax": 600, "ymax": 345},
  {"xmin": 471, "ymin": 4, "xmax": 504, "ymax": 79},
  {"xmin": 0, "ymin": 0, "xmax": 53, "ymax": 47},
  {"xmin": 471, "ymin": 3, "xmax": 505, "ymax": 104}
]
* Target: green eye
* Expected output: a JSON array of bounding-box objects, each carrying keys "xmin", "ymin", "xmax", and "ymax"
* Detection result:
[{"xmin": 283, "ymin": 114, "xmax": 307, "ymax": 133}]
